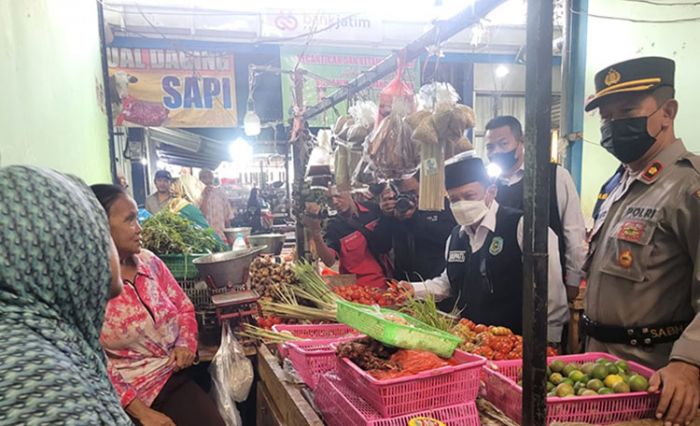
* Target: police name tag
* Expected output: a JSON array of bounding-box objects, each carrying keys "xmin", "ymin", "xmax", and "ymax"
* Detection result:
[{"xmin": 448, "ymin": 250, "xmax": 466, "ymax": 263}]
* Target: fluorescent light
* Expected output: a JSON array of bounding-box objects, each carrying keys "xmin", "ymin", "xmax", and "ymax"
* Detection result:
[
  {"xmin": 140, "ymin": 158, "xmax": 148, "ymax": 166},
  {"xmin": 156, "ymin": 160, "xmax": 167, "ymax": 169},
  {"xmin": 487, "ymin": 163, "xmax": 502, "ymax": 178},
  {"xmin": 229, "ymin": 138, "xmax": 253, "ymax": 165},
  {"xmin": 495, "ymin": 65, "xmax": 510, "ymax": 79}
]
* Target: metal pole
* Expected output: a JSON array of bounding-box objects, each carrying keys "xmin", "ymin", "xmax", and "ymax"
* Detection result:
[
  {"xmin": 562, "ymin": 0, "xmax": 589, "ymax": 191},
  {"xmin": 522, "ymin": 0, "xmax": 554, "ymax": 424},
  {"xmin": 97, "ymin": 1, "xmax": 118, "ymax": 183},
  {"xmin": 302, "ymin": 0, "xmax": 507, "ymax": 121},
  {"xmin": 291, "ymin": 70, "xmax": 309, "ymax": 260}
]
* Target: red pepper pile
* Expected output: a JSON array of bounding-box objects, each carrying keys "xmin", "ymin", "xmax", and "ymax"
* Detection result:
[{"xmin": 452, "ymin": 319, "xmax": 558, "ymax": 360}]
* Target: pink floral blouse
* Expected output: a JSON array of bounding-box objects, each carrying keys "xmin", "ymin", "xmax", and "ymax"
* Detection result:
[{"xmin": 100, "ymin": 250, "xmax": 198, "ymax": 407}]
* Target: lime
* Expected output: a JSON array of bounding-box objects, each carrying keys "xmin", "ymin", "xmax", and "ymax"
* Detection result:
[
  {"xmin": 615, "ymin": 360, "xmax": 629, "ymax": 373},
  {"xmin": 569, "ymin": 371, "xmax": 585, "ymax": 383},
  {"xmin": 573, "ymin": 382, "xmax": 584, "ymax": 392},
  {"xmin": 578, "ymin": 374, "xmax": 591, "ymax": 384},
  {"xmin": 598, "ymin": 387, "xmax": 614, "ymax": 395},
  {"xmin": 576, "ymin": 387, "xmax": 588, "ymax": 396},
  {"xmin": 546, "ymin": 366, "xmax": 552, "ymax": 377},
  {"xmin": 604, "ymin": 374, "xmax": 624, "ymax": 388},
  {"xmin": 562, "ymin": 364, "xmax": 579, "ymax": 377},
  {"xmin": 606, "ymin": 364, "xmax": 620, "ymax": 375},
  {"xmin": 550, "ymin": 373, "xmax": 564, "ymax": 385},
  {"xmin": 556, "ymin": 383, "xmax": 575, "ymax": 397},
  {"xmin": 561, "ymin": 378, "xmax": 575, "ymax": 387},
  {"xmin": 613, "ymin": 381, "xmax": 631, "ymax": 394},
  {"xmin": 581, "ymin": 362, "xmax": 595, "ymax": 375},
  {"xmin": 546, "ymin": 381, "xmax": 555, "ymax": 392},
  {"xmin": 628, "ymin": 375, "xmax": 649, "ymax": 392},
  {"xmin": 548, "ymin": 390, "xmax": 558, "ymax": 398},
  {"xmin": 592, "ymin": 365, "xmax": 608, "ymax": 381},
  {"xmin": 596, "ymin": 357, "xmax": 609, "ymax": 364},
  {"xmin": 581, "ymin": 390, "xmax": 599, "ymax": 397},
  {"xmin": 586, "ymin": 379, "xmax": 604, "ymax": 392},
  {"xmin": 550, "ymin": 360, "xmax": 565, "ymax": 373}
]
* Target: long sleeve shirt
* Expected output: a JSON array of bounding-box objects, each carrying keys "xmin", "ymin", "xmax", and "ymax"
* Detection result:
[
  {"xmin": 410, "ymin": 201, "xmax": 570, "ymax": 342},
  {"xmin": 199, "ymin": 185, "xmax": 233, "ymax": 240},
  {"xmin": 100, "ymin": 250, "xmax": 198, "ymax": 407},
  {"xmin": 500, "ymin": 165, "xmax": 587, "ymax": 287}
]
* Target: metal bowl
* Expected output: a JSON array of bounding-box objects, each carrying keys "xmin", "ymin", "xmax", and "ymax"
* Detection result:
[
  {"xmin": 223, "ymin": 227, "xmax": 252, "ymax": 243},
  {"xmin": 247, "ymin": 233, "xmax": 286, "ymax": 255},
  {"xmin": 192, "ymin": 247, "xmax": 265, "ymax": 289}
]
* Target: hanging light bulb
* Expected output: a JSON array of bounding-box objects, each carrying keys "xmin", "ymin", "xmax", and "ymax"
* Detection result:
[{"xmin": 244, "ymin": 98, "xmax": 261, "ymax": 136}]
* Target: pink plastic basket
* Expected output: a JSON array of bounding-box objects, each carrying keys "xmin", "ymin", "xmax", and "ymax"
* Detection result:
[
  {"xmin": 482, "ymin": 352, "xmax": 660, "ymax": 425},
  {"xmin": 337, "ymin": 349, "xmax": 486, "ymax": 417},
  {"xmin": 315, "ymin": 374, "xmax": 480, "ymax": 426},
  {"xmin": 272, "ymin": 323, "xmax": 362, "ymax": 358},
  {"xmin": 287, "ymin": 337, "xmax": 357, "ymax": 389}
]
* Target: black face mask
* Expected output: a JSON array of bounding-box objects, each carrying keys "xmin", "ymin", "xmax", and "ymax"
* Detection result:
[
  {"xmin": 600, "ymin": 114, "xmax": 662, "ymax": 164},
  {"xmin": 490, "ymin": 148, "xmax": 518, "ymax": 172}
]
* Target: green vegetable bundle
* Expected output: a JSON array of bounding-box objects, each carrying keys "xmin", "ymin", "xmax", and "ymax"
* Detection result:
[{"xmin": 141, "ymin": 211, "xmax": 225, "ymax": 255}]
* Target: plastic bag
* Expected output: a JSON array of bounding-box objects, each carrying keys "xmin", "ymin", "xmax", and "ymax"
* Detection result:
[
  {"xmin": 377, "ymin": 62, "xmax": 415, "ymax": 123},
  {"xmin": 306, "ymin": 129, "xmax": 333, "ymax": 178},
  {"xmin": 209, "ymin": 322, "xmax": 253, "ymax": 426}
]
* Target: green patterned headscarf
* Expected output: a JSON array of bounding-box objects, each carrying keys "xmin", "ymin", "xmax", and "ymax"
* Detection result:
[{"xmin": 0, "ymin": 166, "xmax": 130, "ymax": 425}]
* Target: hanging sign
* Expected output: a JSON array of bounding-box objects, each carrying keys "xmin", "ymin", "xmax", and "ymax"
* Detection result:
[
  {"xmin": 261, "ymin": 10, "xmax": 381, "ymax": 43},
  {"xmin": 107, "ymin": 47, "xmax": 237, "ymax": 127},
  {"xmin": 280, "ymin": 46, "xmax": 420, "ymax": 128}
]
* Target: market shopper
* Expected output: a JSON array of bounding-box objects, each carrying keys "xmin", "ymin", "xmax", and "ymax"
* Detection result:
[
  {"xmin": 198, "ymin": 169, "xmax": 233, "ymax": 240},
  {"xmin": 485, "ymin": 115, "xmax": 586, "ymax": 299},
  {"xmin": 91, "ymin": 184, "xmax": 226, "ymax": 426},
  {"xmin": 375, "ymin": 173, "xmax": 457, "ymax": 283},
  {"xmin": 400, "ymin": 152, "xmax": 569, "ymax": 344},
  {"xmin": 0, "ymin": 166, "xmax": 131, "ymax": 425},
  {"xmin": 145, "ymin": 169, "xmax": 174, "ymax": 214},
  {"xmin": 304, "ymin": 185, "xmax": 389, "ymax": 288},
  {"xmin": 583, "ymin": 56, "xmax": 700, "ymax": 425}
]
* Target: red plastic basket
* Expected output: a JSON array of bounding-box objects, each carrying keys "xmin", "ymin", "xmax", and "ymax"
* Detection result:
[
  {"xmin": 272, "ymin": 323, "xmax": 362, "ymax": 358},
  {"xmin": 287, "ymin": 337, "xmax": 357, "ymax": 389},
  {"xmin": 315, "ymin": 374, "xmax": 480, "ymax": 426},
  {"xmin": 337, "ymin": 349, "xmax": 485, "ymax": 417},
  {"xmin": 482, "ymin": 352, "xmax": 660, "ymax": 425}
]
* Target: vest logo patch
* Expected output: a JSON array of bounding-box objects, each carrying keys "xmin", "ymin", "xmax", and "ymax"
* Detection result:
[
  {"xmin": 448, "ymin": 250, "xmax": 466, "ymax": 263},
  {"xmin": 489, "ymin": 237, "xmax": 504, "ymax": 256},
  {"xmin": 618, "ymin": 249, "xmax": 633, "ymax": 268},
  {"xmin": 617, "ymin": 220, "xmax": 645, "ymax": 243},
  {"xmin": 426, "ymin": 214, "xmax": 438, "ymax": 222}
]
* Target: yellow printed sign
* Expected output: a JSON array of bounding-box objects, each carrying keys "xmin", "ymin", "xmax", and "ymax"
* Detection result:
[{"xmin": 107, "ymin": 48, "xmax": 237, "ymax": 127}]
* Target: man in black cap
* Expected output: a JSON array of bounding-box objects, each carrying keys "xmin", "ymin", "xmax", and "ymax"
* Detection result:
[
  {"xmin": 399, "ymin": 151, "xmax": 569, "ymax": 345},
  {"xmin": 145, "ymin": 170, "xmax": 174, "ymax": 214},
  {"xmin": 584, "ymin": 56, "xmax": 699, "ymax": 426},
  {"xmin": 485, "ymin": 115, "xmax": 586, "ymax": 302}
]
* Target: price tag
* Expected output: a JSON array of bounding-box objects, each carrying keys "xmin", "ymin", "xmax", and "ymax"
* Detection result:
[{"xmin": 423, "ymin": 158, "xmax": 439, "ymax": 176}]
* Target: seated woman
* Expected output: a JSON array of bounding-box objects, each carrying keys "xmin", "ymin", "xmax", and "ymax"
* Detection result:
[
  {"xmin": 0, "ymin": 166, "xmax": 131, "ymax": 425},
  {"xmin": 91, "ymin": 184, "xmax": 225, "ymax": 426}
]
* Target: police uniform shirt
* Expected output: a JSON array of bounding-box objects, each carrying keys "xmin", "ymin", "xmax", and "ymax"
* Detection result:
[
  {"xmin": 410, "ymin": 200, "xmax": 570, "ymax": 342},
  {"xmin": 585, "ymin": 139, "xmax": 700, "ymax": 369},
  {"xmin": 497, "ymin": 163, "xmax": 587, "ymax": 287}
]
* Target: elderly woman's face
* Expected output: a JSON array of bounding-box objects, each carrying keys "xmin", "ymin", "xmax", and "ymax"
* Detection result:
[{"xmin": 108, "ymin": 195, "xmax": 142, "ymax": 258}]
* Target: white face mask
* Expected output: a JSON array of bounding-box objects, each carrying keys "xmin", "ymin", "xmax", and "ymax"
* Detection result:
[{"xmin": 451, "ymin": 200, "xmax": 489, "ymax": 227}]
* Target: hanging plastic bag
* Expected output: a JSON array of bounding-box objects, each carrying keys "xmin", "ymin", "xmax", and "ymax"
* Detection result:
[
  {"xmin": 209, "ymin": 322, "xmax": 253, "ymax": 426},
  {"xmin": 377, "ymin": 59, "xmax": 416, "ymax": 123},
  {"xmin": 306, "ymin": 129, "xmax": 333, "ymax": 178}
]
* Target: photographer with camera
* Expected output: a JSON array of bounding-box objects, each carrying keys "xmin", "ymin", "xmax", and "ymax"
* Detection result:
[
  {"xmin": 375, "ymin": 172, "xmax": 456, "ymax": 284},
  {"xmin": 303, "ymin": 186, "xmax": 390, "ymax": 289}
]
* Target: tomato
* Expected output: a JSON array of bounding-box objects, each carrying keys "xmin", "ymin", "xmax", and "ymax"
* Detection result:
[{"xmin": 474, "ymin": 324, "xmax": 489, "ymax": 334}]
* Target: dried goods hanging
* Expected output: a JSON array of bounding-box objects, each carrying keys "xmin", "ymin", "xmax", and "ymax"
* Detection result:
[{"xmin": 410, "ymin": 83, "xmax": 477, "ymax": 211}]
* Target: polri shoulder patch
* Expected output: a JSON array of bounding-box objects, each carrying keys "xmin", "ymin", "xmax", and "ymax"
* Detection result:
[{"xmin": 641, "ymin": 161, "xmax": 663, "ymax": 182}]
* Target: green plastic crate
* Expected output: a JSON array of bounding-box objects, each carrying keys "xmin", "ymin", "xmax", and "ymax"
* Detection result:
[
  {"xmin": 159, "ymin": 253, "xmax": 207, "ymax": 280},
  {"xmin": 336, "ymin": 300, "xmax": 462, "ymax": 358}
]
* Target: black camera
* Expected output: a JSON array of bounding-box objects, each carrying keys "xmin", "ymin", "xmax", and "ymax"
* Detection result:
[{"xmin": 395, "ymin": 192, "xmax": 417, "ymax": 215}]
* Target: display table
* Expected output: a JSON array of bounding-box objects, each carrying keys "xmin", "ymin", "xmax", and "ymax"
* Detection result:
[{"xmin": 256, "ymin": 345, "xmax": 324, "ymax": 426}]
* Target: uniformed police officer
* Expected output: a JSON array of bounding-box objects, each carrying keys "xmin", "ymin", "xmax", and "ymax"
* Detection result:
[
  {"xmin": 584, "ymin": 56, "xmax": 700, "ymax": 426},
  {"xmin": 399, "ymin": 152, "xmax": 569, "ymax": 345}
]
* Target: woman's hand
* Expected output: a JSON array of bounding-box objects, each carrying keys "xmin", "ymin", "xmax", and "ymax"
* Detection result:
[
  {"xmin": 126, "ymin": 399, "xmax": 175, "ymax": 426},
  {"xmin": 169, "ymin": 347, "xmax": 196, "ymax": 372}
]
